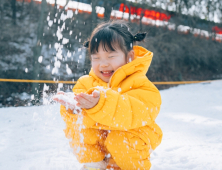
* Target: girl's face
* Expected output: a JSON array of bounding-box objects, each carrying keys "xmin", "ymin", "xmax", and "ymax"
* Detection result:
[{"xmin": 91, "ymin": 43, "xmax": 134, "ymax": 83}]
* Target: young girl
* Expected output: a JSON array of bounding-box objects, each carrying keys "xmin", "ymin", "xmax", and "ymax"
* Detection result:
[{"xmin": 53, "ymin": 20, "xmax": 162, "ymax": 170}]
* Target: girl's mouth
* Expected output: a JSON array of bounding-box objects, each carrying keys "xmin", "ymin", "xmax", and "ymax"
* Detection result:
[{"xmin": 101, "ymin": 71, "xmax": 114, "ymax": 77}]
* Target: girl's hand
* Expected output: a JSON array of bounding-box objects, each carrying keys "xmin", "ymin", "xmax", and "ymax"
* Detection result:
[{"xmin": 75, "ymin": 91, "xmax": 100, "ymax": 109}]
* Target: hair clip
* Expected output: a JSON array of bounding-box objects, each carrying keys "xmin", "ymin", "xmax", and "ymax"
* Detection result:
[
  {"xmin": 83, "ymin": 41, "xmax": 89, "ymax": 48},
  {"xmin": 133, "ymin": 33, "xmax": 146, "ymax": 41}
]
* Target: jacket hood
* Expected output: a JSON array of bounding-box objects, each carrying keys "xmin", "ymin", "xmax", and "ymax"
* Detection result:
[{"xmin": 89, "ymin": 46, "xmax": 153, "ymax": 87}]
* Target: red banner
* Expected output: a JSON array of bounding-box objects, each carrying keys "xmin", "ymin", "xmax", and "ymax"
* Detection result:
[
  {"xmin": 119, "ymin": 3, "xmax": 171, "ymax": 21},
  {"xmin": 212, "ymin": 26, "xmax": 222, "ymax": 34}
]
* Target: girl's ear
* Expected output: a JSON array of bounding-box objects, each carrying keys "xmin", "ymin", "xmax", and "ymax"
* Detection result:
[{"xmin": 127, "ymin": 50, "xmax": 134, "ymax": 63}]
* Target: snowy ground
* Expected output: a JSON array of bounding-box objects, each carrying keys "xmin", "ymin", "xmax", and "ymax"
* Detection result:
[{"xmin": 0, "ymin": 81, "xmax": 222, "ymax": 170}]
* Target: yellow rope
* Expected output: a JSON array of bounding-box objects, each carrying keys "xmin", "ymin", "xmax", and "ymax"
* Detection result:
[
  {"xmin": 0, "ymin": 78, "xmax": 221, "ymax": 85},
  {"xmin": 0, "ymin": 79, "xmax": 76, "ymax": 84}
]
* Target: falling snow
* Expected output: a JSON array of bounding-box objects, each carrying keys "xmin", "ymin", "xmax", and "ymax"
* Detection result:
[
  {"xmin": 118, "ymin": 88, "xmax": 122, "ymax": 92},
  {"xmin": 38, "ymin": 56, "xmax": 43, "ymax": 63}
]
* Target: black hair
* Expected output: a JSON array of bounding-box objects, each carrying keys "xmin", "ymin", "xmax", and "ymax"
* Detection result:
[{"xmin": 83, "ymin": 20, "xmax": 146, "ymax": 56}]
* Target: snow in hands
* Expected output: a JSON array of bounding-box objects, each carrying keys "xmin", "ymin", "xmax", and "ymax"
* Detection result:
[
  {"xmin": 53, "ymin": 92, "xmax": 81, "ymax": 114},
  {"xmin": 53, "ymin": 89, "xmax": 101, "ymax": 113}
]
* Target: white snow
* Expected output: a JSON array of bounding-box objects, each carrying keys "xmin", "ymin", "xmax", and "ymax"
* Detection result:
[
  {"xmin": 118, "ymin": 88, "xmax": 121, "ymax": 92},
  {"xmin": 151, "ymin": 81, "xmax": 222, "ymax": 170},
  {"xmin": 0, "ymin": 81, "xmax": 222, "ymax": 170},
  {"xmin": 53, "ymin": 92, "xmax": 81, "ymax": 113},
  {"xmin": 38, "ymin": 56, "xmax": 43, "ymax": 63},
  {"xmin": 95, "ymin": 86, "xmax": 108, "ymax": 98}
]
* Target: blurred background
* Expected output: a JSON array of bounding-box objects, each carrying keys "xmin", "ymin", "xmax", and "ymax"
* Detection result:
[{"xmin": 0, "ymin": 0, "xmax": 222, "ymax": 107}]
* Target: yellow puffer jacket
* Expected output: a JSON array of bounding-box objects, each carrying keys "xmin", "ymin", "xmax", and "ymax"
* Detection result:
[{"xmin": 60, "ymin": 46, "xmax": 162, "ymax": 151}]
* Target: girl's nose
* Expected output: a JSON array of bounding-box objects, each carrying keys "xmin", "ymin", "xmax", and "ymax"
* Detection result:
[{"xmin": 100, "ymin": 60, "xmax": 109, "ymax": 67}]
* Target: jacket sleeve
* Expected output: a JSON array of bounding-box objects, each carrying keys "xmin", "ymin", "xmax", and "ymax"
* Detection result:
[
  {"xmin": 84, "ymin": 80, "xmax": 161, "ymax": 130},
  {"xmin": 60, "ymin": 77, "xmax": 97, "ymax": 130}
]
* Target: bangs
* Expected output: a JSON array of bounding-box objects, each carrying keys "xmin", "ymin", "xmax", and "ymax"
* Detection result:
[{"xmin": 90, "ymin": 28, "xmax": 125, "ymax": 54}]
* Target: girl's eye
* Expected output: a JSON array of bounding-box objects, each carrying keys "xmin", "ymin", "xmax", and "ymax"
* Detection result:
[{"xmin": 108, "ymin": 56, "xmax": 114, "ymax": 58}]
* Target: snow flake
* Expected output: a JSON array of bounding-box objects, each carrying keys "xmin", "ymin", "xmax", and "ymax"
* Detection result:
[
  {"xmin": 38, "ymin": 56, "xmax": 43, "ymax": 63},
  {"xmin": 52, "ymin": 67, "xmax": 58, "ymax": 75},
  {"xmin": 121, "ymin": 95, "xmax": 125, "ymax": 100},
  {"xmin": 62, "ymin": 38, "xmax": 69, "ymax": 44},
  {"xmin": 67, "ymin": 10, "xmax": 73, "ymax": 18},
  {"xmin": 142, "ymin": 121, "xmax": 146, "ymax": 126},
  {"xmin": 66, "ymin": 64, "xmax": 72, "ymax": 75},
  {"xmin": 54, "ymin": 60, "xmax": 61, "ymax": 68},
  {"xmin": 48, "ymin": 20, "xmax": 53, "ymax": 27},
  {"xmin": 128, "ymin": 57, "xmax": 132, "ymax": 62},
  {"xmin": 118, "ymin": 88, "xmax": 122, "ymax": 92},
  {"xmin": 56, "ymin": 29, "xmax": 63, "ymax": 41},
  {"xmin": 80, "ymin": 133, "xmax": 84, "ymax": 143},
  {"xmin": 67, "ymin": 51, "xmax": 71, "ymax": 58},
  {"xmin": 106, "ymin": 153, "xmax": 111, "ymax": 158}
]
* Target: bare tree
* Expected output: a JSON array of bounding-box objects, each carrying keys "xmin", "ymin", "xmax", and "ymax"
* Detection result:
[
  {"xmin": 139, "ymin": 10, "xmax": 144, "ymax": 31},
  {"xmin": 21, "ymin": 0, "xmax": 25, "ymax": 18},
  {"xmin": 91, "ymin": 0, "xmax": 99, "ymax": 31},
  {"xmin": 32, "ymin": 0, "xmax": 47, "ymax": 100},
  {"xmin": 103, "ymin": 0, "xmax": 112, "ymax": 21},
  {"xmin": 11, "ymin": 0, "xmax": 16, "ymax": 25},
  {"xmin": 0, "ymin": 0, "xmax": 5, "ymax": 22}
]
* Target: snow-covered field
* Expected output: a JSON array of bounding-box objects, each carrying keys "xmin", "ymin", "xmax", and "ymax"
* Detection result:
[{"xmin": 0, "ymin": 81, "xmax": 222, "ymax": 170}]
